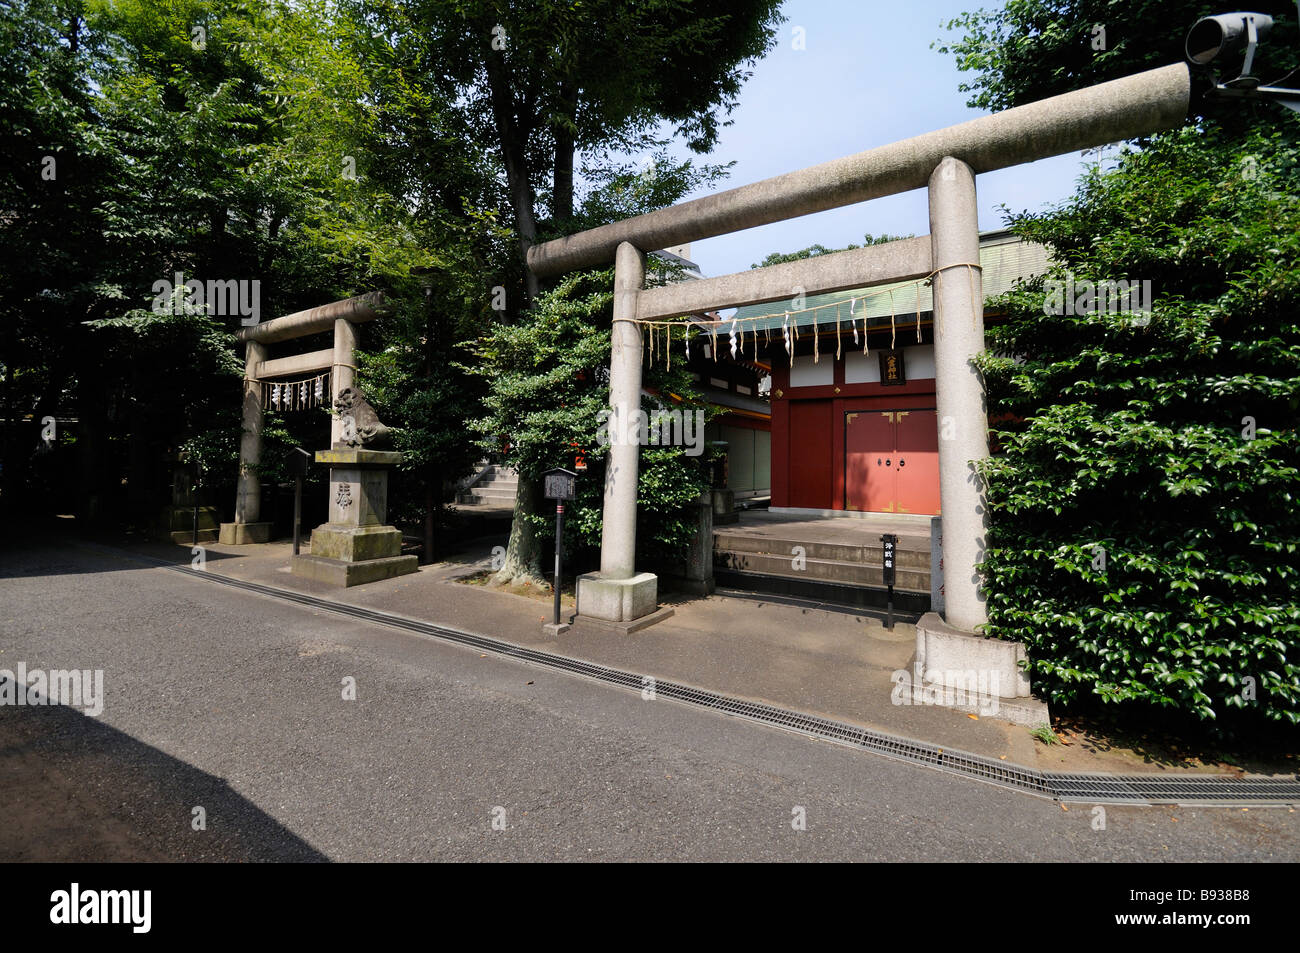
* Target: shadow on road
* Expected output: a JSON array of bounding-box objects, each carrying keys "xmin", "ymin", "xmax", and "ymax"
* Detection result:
[{"xmin": 0, "ymin": 682, "xmax": 328, "ymax": 862}]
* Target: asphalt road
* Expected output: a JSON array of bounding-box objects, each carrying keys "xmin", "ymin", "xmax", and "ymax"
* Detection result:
[{"xmin": 2, "ymin": 541, "xmax": 1298, "ymax": 862}]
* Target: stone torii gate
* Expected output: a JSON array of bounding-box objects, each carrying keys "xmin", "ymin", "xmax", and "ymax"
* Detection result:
[
  {"xmin": 526, "ymin": 64, "xmax": 1191, "ymax": 682},
  {"xmin": 218, "ymin": 292, "xmax": 386, "ymax": 545}
]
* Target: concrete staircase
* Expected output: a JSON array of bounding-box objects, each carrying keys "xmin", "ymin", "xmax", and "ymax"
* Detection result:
[
  {"xmin": 713, "ymin": 523, "xmax": 931, "ymax": 612},
  {"xmin": 458, "ymin": 464, "xmax": 518, "ymax": 506}
]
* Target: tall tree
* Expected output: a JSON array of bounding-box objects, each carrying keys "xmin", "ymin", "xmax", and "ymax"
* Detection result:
[
  {"xmin": 1, "ymin": 0, "xmax": 449, "ymax": 523},
  {"xmin": 352, "ymin": 0, "xmax": 785, "ymax": 305},
  {"xmin": 0, "ymin": 0, "xmax": 109, "ymax": 511},
  {"xmin": 465, "ymin": 161, "xmax": 727, "ymax": 584},
  {"xmin": 349, "ymin": 0, "xmax": 784, "ymax": 583}
]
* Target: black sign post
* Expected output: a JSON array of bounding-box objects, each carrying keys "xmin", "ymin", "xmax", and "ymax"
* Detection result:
[
  {"xmin": 191, "ymin": 460, "xmax": 202, "ymax": 547},
  {"xmin": 543, "ymin": 468, "xmax": 577, "ymax": 630},
  {"xmin": 881, "ymin": 533, "xmax": 897, "ymax": 630},
  {"xmin": 289, "ymin": 447, "xmax": 312, "ymax": 555}
]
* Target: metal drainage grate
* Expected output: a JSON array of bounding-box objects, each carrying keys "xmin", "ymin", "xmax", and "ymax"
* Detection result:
[
  {"xmin": 1047, "ymin": 773, "xmax": 1300, "ymax": 806},
  {"xmin": 80, "ymin": 543, "xmax": 1300, "ymax": 808}
]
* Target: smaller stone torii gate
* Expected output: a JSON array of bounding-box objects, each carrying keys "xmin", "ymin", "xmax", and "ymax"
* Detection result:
[
  {"xmin": 218, "ymin": 292, "xmax": 386, "ymax": 545},
  {"xmin": 527, "ymin": 62, "xmax": 1192, "ymax": 701}
]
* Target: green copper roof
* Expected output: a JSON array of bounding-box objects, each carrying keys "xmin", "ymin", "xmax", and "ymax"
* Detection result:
[{"xmin": 715, "ymin": 232, "xmax": 1048, "ymax": 335}]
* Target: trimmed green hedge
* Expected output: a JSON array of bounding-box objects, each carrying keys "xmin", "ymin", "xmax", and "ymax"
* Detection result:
[{"xmin": 978, "ymin": 123, "xmax": 1300, "ymax": 723}]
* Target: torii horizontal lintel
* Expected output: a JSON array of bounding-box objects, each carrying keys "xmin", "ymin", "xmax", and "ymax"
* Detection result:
[
  {"xmin": 528, "ymin": 63, "xmax": 1190, "ymax": 278},
  {"xmin": 236, "ymin": 292, "xmax": 388, "ymax": 344},
  {"xmin": 637, "ymin": 236, "xmax": 933, "ymax": 321}
]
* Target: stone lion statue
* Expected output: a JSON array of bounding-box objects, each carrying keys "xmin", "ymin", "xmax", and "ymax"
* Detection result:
[{"xmin": 333, "ymin": 386, "xmax": 392, "ymax": 449}]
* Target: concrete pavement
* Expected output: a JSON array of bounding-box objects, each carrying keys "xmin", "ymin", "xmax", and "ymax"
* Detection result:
[
  {"xmin": 2, "ymin": 541, "xmax": 1298, "ymax": 861},
  {"xmin": 104, "ymin": 533, "xmax": 1297, "ymax": 776}
]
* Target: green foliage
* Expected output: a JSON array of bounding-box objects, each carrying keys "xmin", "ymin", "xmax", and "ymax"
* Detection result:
[
  {"xmin": 568, "ymin": 152, "xmax": 734, "ymax": 236},
  {"xmin": 977, "ymin": 123, "xmax": 1300, "ymax": 723},
  {"xmin": 350, "ymin": 0, "xmax": 784, "ymax": 313},
  {"xmin": 1, "ymin": 0, "xmax": 463, "ymax": 522},
  {"xmin": 3, "ymin": 0, "xmax": 768, "ymax": 557},
  {"xmin": 751, "ymin": 233, "xmax": 914, "ymax": 269},
  {"xmin": 934, "ymin": 0, "xmax": 1298, "ymax": 113},
  {"xmin": 354, "ymin": 275, "xmax": 489, "ymax": 529},
  {"xmin": 464, "ymin": 270, "xmax": 715, "ymax": 564},
  {"xmin": 1029, "ymin": 723, "xmax": 1060, "ymax": 745}
]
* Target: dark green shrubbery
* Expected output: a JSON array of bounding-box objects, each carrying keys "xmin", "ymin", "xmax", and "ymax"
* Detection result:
[
  {"xmin": 465, "ymin": 268, "xmax": 716, "ymax": 577},
  {"xmin": 978, "ymin": 123, "xmax": 1300, "ymax": 723}
]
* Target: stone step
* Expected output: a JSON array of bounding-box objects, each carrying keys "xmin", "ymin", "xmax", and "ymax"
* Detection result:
[
  {"xmin": 714, "ymin": 568, "xmax": 930, "ymax": 615},
  {"xmin": 470, "ymin": 486, "xmax": 517, "ymax": 500},
  {"xmin": 458, "ymin": 465, "xmax": 519, "ymax": 505},
  {"xmin": 168, "ymin": 528, "xmax": 219, "ymax": 545},
  {"xmin": 457, "ymin": 465, "xmax": 517, "ymax": 501},
  {"xmin": 462, "ymin": 492, "xmax": 516, "ymax": 505},
  {"xmin": 712, "ymin": 532, "xmax": 930, "ymax": 570},
  {"xmin": 714, "ymin": 549, "xmax": 929, "ymax": 592}
]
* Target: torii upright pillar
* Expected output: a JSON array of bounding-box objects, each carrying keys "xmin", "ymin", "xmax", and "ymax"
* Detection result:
[
  {"xmin": 573, "ymin": 242, "xmax": 672, "ymax": 631},
  {"xmin": 222, "ymin": 339, "xmax": 273, "ymax": 544},
  {"xmin": 928, "ymin": 156, "xmax": 989, "ymax": 633}
]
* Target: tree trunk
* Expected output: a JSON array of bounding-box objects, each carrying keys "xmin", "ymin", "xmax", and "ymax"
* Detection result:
[
  {"xmin": 423, "ymin": 476, "xmax": 436, "ymax": 566},
  {"xmin": 480, "ymin": 33, "xmax": 546, "ymax": 584},
  {"xmin": 492, "ymin": 474, "xmax": 545, "ymax": 586},
  {"xmin": 125, "ymin": 359, "xmax": 151, "ymax": 527},
  {"xmin": 422, "ymin": 284, "xmax": 438, "ymax": 566},
  {"xmin": 0, "ymin": 311, "xmax": 15, "ymax": 506},
  {"xmin": 552, "ymin": 81, "xmax": 578, "ymax": 221},
  {"xmin": 483, "ymin": 41, "xmax": 540, "ymax": 306},
  {"xmin": 75, "ymin": 330, "xmax": 108, "ymax": 524}
]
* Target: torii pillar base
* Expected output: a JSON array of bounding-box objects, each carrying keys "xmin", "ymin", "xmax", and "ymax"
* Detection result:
[
  {"xmin": 572, "ymin": 572, "xmax": 673, "ymax": 634},
  {"xmin": 291, "ymin": 448, "xmax": 417, "ymax": 587}
]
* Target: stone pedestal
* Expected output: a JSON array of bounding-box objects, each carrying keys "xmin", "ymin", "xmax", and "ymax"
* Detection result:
[
  {"xmin": 291, "ymin": 448, "xmax": 417, "ymax": 587},
  {"xmin": 676, "ymin": 491, "xmax": 716, "ymax": 596},
  {"xmin": 219, "ymin": 521, "xmax": 272, "ymax": 544},
  {"xmin": 157, "ymin": 454, "xmax": 219, "ymax": 544},
  {"xmin": 710, "ymin": 488, "xmax": 738, "ymax": 526},
  {"xmin": 160, "ymin": 505, "xmax": 220, "ymax": 544}
]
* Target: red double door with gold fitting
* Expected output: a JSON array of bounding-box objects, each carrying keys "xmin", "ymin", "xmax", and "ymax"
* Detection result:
[{"xmin": 844, "ymin": 408, "xmax": 940, "ymax": 515}]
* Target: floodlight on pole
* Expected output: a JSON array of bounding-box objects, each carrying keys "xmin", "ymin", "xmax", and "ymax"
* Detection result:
[
  {"xmin": 1186, "ymin": 12, "xmax": 1272, "ymax": 80},
  {"xmin": 1188, "ymin": 9, "xmax": 1300, "ymax": 112}
]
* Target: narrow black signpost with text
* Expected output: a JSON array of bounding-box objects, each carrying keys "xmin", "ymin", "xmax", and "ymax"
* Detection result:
[
  {"xmin": 543, "ymin": 468, "xmax": 577, "ymax": 633},
  {"xmin": 881, "ymin": 533, "xmax": 897, "ymax": 630},
  {"xmin": 289, "ymin": 447, "xmax": 312, "ymax": 555}
]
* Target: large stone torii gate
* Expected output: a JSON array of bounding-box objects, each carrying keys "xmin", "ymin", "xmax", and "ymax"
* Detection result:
[
  {"xmin": 527, "ymin": 63, "xmax": 1191, "ymax": 658},
  {"xmin": 218, "ymin": 292, "xmax": 386, "ymax": 545}
]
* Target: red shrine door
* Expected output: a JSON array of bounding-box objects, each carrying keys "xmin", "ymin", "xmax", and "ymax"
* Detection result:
[{"xmin": 844, "ymin": 409, "xmax": 940, "ymax": 514}]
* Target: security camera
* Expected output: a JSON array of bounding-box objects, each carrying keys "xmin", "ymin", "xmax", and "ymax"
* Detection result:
[{"xmin": 1188, "ymin": 8, "xmax": 1300, "ymax": 112}]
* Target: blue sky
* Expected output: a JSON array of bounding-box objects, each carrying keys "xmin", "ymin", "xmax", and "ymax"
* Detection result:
[{"xmin": 654, "ymin": 0, "xmax": 1115, "ymax": 277}]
